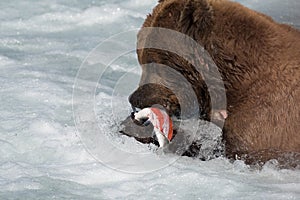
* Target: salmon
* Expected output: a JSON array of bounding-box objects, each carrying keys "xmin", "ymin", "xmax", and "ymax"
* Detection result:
[{"xmin": 134, "ymin": 107, "xmax": 173, "ymax": 147}]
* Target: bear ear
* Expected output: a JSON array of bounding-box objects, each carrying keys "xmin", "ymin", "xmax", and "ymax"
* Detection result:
[{"xmin": 179, "ymin": 0, "xmax": 213, "ymax": 38}]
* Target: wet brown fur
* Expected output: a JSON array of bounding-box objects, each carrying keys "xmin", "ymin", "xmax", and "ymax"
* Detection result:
[{"xmin": 129, "ymin": 0, "xmax": 300, "ymax": 166}]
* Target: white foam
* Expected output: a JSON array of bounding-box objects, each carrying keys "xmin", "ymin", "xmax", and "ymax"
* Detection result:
[
  {"xmin": 0, "ymin": 0, "xmax": 299, "ymax": 199},
  {"xmin": 0, "ymin": 55, "xmax": 15, "ymax": 66}
]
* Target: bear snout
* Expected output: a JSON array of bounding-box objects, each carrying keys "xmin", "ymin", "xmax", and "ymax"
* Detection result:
[{"xmin": 129, "ymin": 83, "xmax": 180, "ymax": 117}]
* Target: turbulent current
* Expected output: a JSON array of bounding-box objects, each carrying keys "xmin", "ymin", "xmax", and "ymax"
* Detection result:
[{"xmin": 0, "ymin": 0, "xmax": 299, "ymax": 199}]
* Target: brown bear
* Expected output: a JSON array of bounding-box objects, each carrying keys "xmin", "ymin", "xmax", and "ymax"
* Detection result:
[{"xmin": 125, "ymin": 0, "xmax": 300, "ymax": 167}]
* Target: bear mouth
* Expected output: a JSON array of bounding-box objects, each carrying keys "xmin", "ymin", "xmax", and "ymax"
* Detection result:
[{"xmin": 130, "ymin": 107, "xmax": 148, "ymax": 126}]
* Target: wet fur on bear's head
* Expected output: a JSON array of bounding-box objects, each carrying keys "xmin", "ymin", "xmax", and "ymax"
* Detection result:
[{"xmin": 129, "ymin": 0, "xmax": 300, "ymax": 166}]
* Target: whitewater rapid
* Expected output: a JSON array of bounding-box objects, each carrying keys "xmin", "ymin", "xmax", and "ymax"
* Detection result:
[{"xmin": 0, "ymin": 0, "xmax": 299, "ymax": 199}]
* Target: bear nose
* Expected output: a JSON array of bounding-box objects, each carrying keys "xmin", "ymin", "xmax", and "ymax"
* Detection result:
[{"xmin": 128, "ymin": 91, "xmax": 141, "ymax": 109}]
